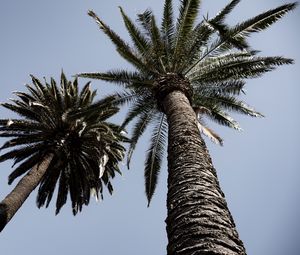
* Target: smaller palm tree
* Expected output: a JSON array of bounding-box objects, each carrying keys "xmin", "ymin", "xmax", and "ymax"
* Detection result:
[{"xmin": 0, "ymin": 72, "xmax": 127, "ymax": 232}]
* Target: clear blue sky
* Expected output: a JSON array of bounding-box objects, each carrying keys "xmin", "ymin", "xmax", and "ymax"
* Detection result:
[{"xmin": 0, "ymin": 1, "xmax": 299, "ymax": 254}]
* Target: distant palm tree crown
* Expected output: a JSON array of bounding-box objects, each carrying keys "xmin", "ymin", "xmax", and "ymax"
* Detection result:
[
  {"xmin": 0, "ymin": 72, "xmax": 127, "ymax": 215},
  {"xmin": 79, "ymin": 0, "xmax": 296, "ymax": 203}
]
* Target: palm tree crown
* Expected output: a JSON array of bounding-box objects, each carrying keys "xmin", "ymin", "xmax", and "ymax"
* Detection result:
[
  {"xmin": 79, "ymin": 0, "xmax": 296, "ymax": 203},
  {"xmin": 0, "ymin": 72, "xmax": 126, "ymax": 215}
]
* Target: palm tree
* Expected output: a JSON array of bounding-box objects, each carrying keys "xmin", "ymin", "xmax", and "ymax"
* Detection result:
[
  {"xmin": 0, "ymin": 72, "xmax": 127, "ymax": 232},
  {"xmin": 79, "ymin": 0, "xmax": 296, "ymax": 254}
]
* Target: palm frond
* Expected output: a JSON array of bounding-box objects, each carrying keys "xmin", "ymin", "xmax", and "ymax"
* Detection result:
[
  {"xmin": 145, "ymin": 113, "xmax": 167, "ymax": 206},
  {"xmin": 203, "ymin": 95, "xmax": 264, "ymax": 117},
  {"xmin": 0, "ymin": 119, "xmax": 46, "ymax": 134},
  {"xmin": 55, "ymin": 168, "xmax": 69, "ymax": 215},
  {"xmin": 149, "ymin": 15, "xmax": 166, "ymax": 72},
  {"xmin": 181, "ymin": 20, "xmax": 215, "ymax": 74},
  {"xmin": 229, "ymin": 3, "xmax": 297, "ymax": 38},
  {"xmin": 121, "ymin": 93, "xmax": 155, "ymax": 129},
  {"xmin": 191, "ymin": 56, "xmax": 293, "ymax": 83},
  {"xmin": 161, "ymin": 0, "xmax": 175, "ymax": 68},
  {"xmin": 119, "ymin": 7, "xmax": 150, "ymax": 56},
  {"xmin": 0, "ymin": 103, "xmax": 41, "ymax": 122},
  {"xmin": 196, "ymin": 121, "xmax": 223, "ymax": 146},
  {"xmin": 78, "ymin": 70, "xmax": 149, "ymax": 87},
  {"xmin": 137, "ymin": 9, "xmax": 153, "ymax": 36},
  {"xmin": 69, "ymin": 95, "xmax": 117, "ymax": 120},
  {"xmin": 88, "ymin": 10, "xmax": 151, "ymax": 73},
  {"xmin": 112, "ymin": 90, "xmax": 139, "ymax": 106},
  {"xmin": 8, "ymin": 152, "xmax": 44, "ymax": 184},
  {"xmin": 208, "ymin": 107, "xmax": 242, "ymax": 130},
  {"xmin": 127, "ymin": 109, "xmax": 155, "ymax": 169},
  {"xmin": 0, "ymin": 134, "xmax": 46, "ymax": 151},
  {"xmin": 173, "ymin": 0, "xmax": 200, "ymax": 71},
  {"xmin": 194, "ymin": 80, "xmax": 245, "ymax": 96},
  {"xmin": 36, "ymin": 157, "xmax": 61, "ymax": 208},
  {"xmin": 0, "ymin": 143, "xmax": 44, "ymax": 163}
]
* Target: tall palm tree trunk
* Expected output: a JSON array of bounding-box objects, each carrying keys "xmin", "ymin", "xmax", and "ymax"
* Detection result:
[
  {"xmin": 0, "ymin": 154, "xmax": 53, "ymax": 232},
  {"xmin": 163, "ymin": 90, "xmax": 246, "ymax": 255}
]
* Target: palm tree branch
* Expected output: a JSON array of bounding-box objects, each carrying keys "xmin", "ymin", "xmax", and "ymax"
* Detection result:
[
  {"xmin": 127, "ymin": 109, "xmax": 155, "ymax": 169},
  {"xmin": 88, "ymin": 10, "xmax": 152, "ymax": 74},
  {"xmin": 161, "ymin": 0, "xmax": 175, "ymax": 68},
  {"xmin": 145, "ymin": 113, "xmax": 167, "ymax": 205},
  {"xmin": 119, "ymin": 7, "xmax": 150, "ymax": 56},
  {"xmin": 173, "ymin": 0, "xmax": 200, "ymax": 70}
]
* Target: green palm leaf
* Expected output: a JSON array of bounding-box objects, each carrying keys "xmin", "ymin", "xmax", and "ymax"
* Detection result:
[
  {"xmin": 127, "ymin": 109, "xmax": 155, "ymax": 169},
  {"xmin": 88, "ymin": 10, "xmax": 151, "ymax": 73},
  {"xmin": 121, "ymin": 93, "xmax": 154, "ymax": 129},
  {"xmin": 191, "ymin": 56, "xmax": 293, "ymax": 82},
  {"xmin": 173, "ymin": 0, "xmax": 200, "ymax": 70},
  {"xmin": 229, "ymin": 3, "xmax": 298, "ymax": 37},
  {"xmin": 119, "ymin": 7, "xmax": 150, "ymax": 56},
  {"xmin": 78, "ymin": 70, "xmax": 149, "ymax": 87},
  {"xmin": 144, "ymin": 113, "xmax": 167, "ymax": 205},
  {"xmin": 161, "ymin": 0, "xmax": 175, "ymax": 68}
]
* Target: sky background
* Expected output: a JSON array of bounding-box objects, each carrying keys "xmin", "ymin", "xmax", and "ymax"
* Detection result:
[{"xmin": 0, "ymin": 1, "xmax": 299, "ymax": 254}]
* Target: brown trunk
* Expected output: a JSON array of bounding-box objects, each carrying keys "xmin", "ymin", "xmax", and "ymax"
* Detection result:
[
  {"xmin": 163, "ymin": 90, "xmax": 246, "ymax": 255},
  {"xmin": 0, "ymin": 154, "xmax": 53, "ymax": 232}
]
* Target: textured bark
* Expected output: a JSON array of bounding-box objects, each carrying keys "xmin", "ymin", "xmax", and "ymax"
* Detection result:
[
  {"xmin": 0, "ymin": 154, "xmax": 53, "ymax": 232},
  {"xmin": 163, "ymin": 90, "xmax": 246, "ymax": 255}
]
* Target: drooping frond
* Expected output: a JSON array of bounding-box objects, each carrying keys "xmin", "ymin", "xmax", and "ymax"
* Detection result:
[
  {"xmin": 0, "ymin": 143, "xmax": 45, "ymax": 164},
  {"xmin": 208, "ymin": 107, "xmax": 242, "ymax": 131},
  {"xmin": 8, "ymin": 152, "xmax": 44, "ymax": 185},
  {"xmin": 126, "ymin": 109, "xmax": 155, "ymax": 169},
  {"xmin": 196, "ymin": 121, "xmax": 223, "ymax": 146},
  {"xmin": 112, "ymin": 90, "xmax": 140, "ymax": 106},
  {"xmin": 144, "ymin": 113, "xmax": 167, "ymax": 205},
  {"xmin": 121, "ymin": 93, "xmax": 154, "ymax": 129}
]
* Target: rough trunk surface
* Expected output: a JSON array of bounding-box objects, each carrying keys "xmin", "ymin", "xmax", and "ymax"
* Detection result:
[
  {"xmin": 163, "ymin": 90, "xmax": 246, "ymax": 255},
  {"xmin": 0, "ymin": 154, "xmax": 53, "ymax": 232}
]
